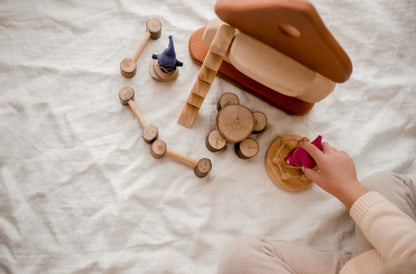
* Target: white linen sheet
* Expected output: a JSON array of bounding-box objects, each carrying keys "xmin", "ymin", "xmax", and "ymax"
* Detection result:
[{"xmin": 0, "ymin": 0, "xmax": 415, "ymax": 273}]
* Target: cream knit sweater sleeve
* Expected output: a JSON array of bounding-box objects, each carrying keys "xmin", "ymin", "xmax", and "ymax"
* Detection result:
[{"xmin": 350, "ymin": 191, "xmax": 416, "ymax": 261}]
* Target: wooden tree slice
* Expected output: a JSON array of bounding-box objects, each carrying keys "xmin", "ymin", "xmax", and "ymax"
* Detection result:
[
  {"xmin": 120, "ymin": 58, "xmax": 137, "ymax": 78},
  {"xmin": 265, "ymin": 135, "xmax": 312, "ymax": 191},
  {"xmin": 151, "ymin": 139, "xmax": 167, "ymax": 158},
  {"xmin": 206, "ymin": 129, "xmax": 227, "ymax": 152},
  {"xmin": 217, "ymin": 92, "xmax": 239, "ymax": 111},
  {"xmin": 146, "ymin": 18, "xmax": 162, "ymax": 39},
  {"xmin": 119, "ymin": 87, "xmax": 135, "ymax": 105},
  {"xmin": 216, "ymin": 104, "xmax": 254, "ymax": 143},
  {"xmin": 235, "ymin": 137, "xmax": 259, "ymax": 159},
  {"xmin": 252, "ymin": 111, "xmax": 268, "ymax": 133},
  {"xmin": 142, "ymin": 125, "xmax": 159, "ymax": 143},
  {"xmin": 194, "ymin": 158, "xmax": 212, "ymax": 177}
]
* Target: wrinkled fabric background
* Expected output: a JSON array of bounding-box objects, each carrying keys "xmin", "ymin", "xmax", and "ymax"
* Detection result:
[{"xmin": 0, "ymin": 0, "xmax": 415, "ymax": 273}]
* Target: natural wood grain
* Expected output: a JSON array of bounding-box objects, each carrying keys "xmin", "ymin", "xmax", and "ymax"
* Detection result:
[
  {"xmin": 206, "ymin": 129, "xmax": 227, "ymax": 152},
  {"xmin": 151, "ymin": 139, "xmax": 167, "ymax": 158},
  {"xmin": 177, "ymin": 24, "xmax": 236, "ymax": 128},
  {"xmin": 194, "ymin": 158, "xmax": 212, "ymax": 178},
  {"xmin": 189, "ymin": 27, "xmax": 314, "ymax": 115},
  {"xmin": 216, "ymin": 104, "xmax": 254, "ymax": 143},
  {"xmin": 265, "ymin": 135, "xmax": 312, "ymax": 191},
  {"xmin": 120, "ymin": 18, "xmax": 162, "ymax": 78},
  {"xmin": 252, "ymin": 111, "xmax": 267, "ymax": 133},
  {"xmin": 217, "ymin": 92, "xmax": 239, "ymax": 111},
  {"xmin": 235, "ymin": 137, "xmax": 259, "ymax": 159},
  {"xmin": 215, "ymin": 0, "xmax": 352, "ymax": 83}
]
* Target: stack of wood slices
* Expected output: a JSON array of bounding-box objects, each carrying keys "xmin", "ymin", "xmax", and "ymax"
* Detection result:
[{"xmin": 206, "ymin": 93, "xmax": 267, "ymax": 159}]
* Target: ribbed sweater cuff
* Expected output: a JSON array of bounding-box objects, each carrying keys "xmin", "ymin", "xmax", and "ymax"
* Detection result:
[{"xmin": 350, "ymin": 191, "xmax": 386, "ymax": 224}]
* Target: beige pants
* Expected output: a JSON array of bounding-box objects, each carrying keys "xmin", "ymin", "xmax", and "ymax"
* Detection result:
[{"xmin": 218, "ymin": 172, "xmax": 416, "ymax": 274}]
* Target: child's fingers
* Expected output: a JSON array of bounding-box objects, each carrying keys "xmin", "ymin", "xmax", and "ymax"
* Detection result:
[
  {"xmin": 302, "ymin": 167, "xmax": 320, "ymax": 183},
  {"xmin": 300, "ymin": 142, "xmax": 323, "ymax": 164}
]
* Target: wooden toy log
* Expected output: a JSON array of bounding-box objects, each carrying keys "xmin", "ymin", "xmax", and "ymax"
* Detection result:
[
  {"xmin": 216, "ymin": 104, "xmax": 254, "ymax": 144},
  {"xmin": 151, "ymin": 139, "xmax": 212, "ymax": 177},
  {"xmin": 235, "ymin": 137, "xmax": 259, "ymax": 159},
  {"xmin": 205, "ymin": 129, "xmax": 227, "ymax": 152},
  {"xmin": 217, "ymin": 92, "xmax": 239, "ymax": 111},
  {"xmin": 252, "ymin": 111, "xmax": 267, "ymax": 134},
  {"xmin": 119, "ymin": 87, "xmax": 159, "ymax": 143},
  {"xmin": 177, "ymin": 24, "xmax": 236, "ymax": 128},
  {"xmin": 120, "ymin": 19, "xmax": 162, "ymax": 78}
]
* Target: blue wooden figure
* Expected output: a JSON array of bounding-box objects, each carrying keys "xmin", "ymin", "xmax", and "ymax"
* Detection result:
[{"xmin": 149, "ymin": 35, "xmax": 183, "ymax": 81}]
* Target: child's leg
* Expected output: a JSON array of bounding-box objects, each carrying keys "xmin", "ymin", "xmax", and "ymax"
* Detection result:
[
  {"xmin": 353, "ymin": 171, "xmax": 416, "ymax": 256},
  {"xmin": 218, "ymin": 236, "xmax": 351, "ymax": 274}
]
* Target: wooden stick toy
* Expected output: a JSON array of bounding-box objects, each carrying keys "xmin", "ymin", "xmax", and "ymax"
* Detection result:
[
  {"xmin": 151, "ymin": 139, "xmax": 212, "ymax": 177},
  {"xmin": 120, "ymin": 19, "xmax": 162, "ymax": 78},
  {"xmin": 119, "ymin": 87, "xmax": 158, "ymax": 143}
]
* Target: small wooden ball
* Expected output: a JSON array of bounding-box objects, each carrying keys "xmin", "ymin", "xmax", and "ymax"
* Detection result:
[
  {"xmin": 216, "ymin": 104, "xmax": 255, "ymax": 144},
  {"xmin": 205, "ymin": 129, "xmax": 227, "ymax": 152},
  {"xmin": 151, "ymin": 139, "xmax": 167, "ymax": 158},
  {"xmin": 146, "ymin": 19, "xmax": 162, "ymax": 40},
  {"xmin": 119, "ymin": 87, "xmax": 135, "ymax": 105},
  {"xmin": 252, "ymin": 111, "xmax": 268, "ymax": 133},
  {"xmin": 194, "ymin": 158, "xmax": 212, "ymax": 177},
  {"xmin": 217, "ymin": 92, "xmax": 239, "ymax": 111},
  {"xmin": 120, "ymin": 58, "xmax": 137, "ymax": 78},
  {"xmin": 235, "ymin": 137, "xmax": 259, "ymax": 159},
  {"xmin": 142, "ymin": 125, "xmax": 159, "ymax": 143}
]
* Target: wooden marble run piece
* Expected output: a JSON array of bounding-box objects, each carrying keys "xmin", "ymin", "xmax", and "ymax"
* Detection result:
[
  {"xmin": 177, "ymin": 24, "xmax": 236, "ymax": 128},
  {"xmin": 235, "ymin": 137, "xmax": 259, "ymax": 159},
  {"xmin": 119, "ymin": 87, "xmax": 158, "ymax": 143},
  {"xmin": 120, "ymin": 18, "xmax": 162, "ymax": 78},
  {"xmin": 216, "ymin": 104, "xmax": 254, "ymax": 144},
  {"xmin": 151, "ymin": 139, "xmax": 212, "ymax": 177},
  {"xmin": 205, "ymin": 129, "xmax": 227, "ymax": 152},
  {"xmin": 265, "ymin": 135, "xmax": 312, "ymax": 192}
]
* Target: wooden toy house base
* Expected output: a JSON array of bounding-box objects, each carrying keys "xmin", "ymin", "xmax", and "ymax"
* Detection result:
[{"xmin": 188, "ymin": 27, "xmax": 314, "ymax": 116}]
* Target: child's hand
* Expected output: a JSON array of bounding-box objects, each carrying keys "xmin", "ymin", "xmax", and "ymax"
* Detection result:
[{"xmin": 299, "ymin": 141, "xmax": 368, "ymax": 208}]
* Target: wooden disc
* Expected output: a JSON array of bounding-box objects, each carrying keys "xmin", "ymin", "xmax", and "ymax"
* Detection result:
[
  {"xmin": 149, "ymin": 59, "xmax": 179, "ymax": 82},
  {"xmin": 142, "ymin": 125, "xmax": 158, "ymax": 143},
  {"xmin": 265, "ymin": 135, "xmax": 312, "ymax": 191},
  {"xmin": 217, "ymin": 92, "xmax": 239, "ymax": 111},
  {"xmin": 235, "ymin": 137, "xmax": 259, "ymax": 159},
  {"xmin": 205, "ymin": 129, "xmax": 227, "ymax": 152},
  {"xmin": 252, "ymin": 111, "xmax": 268, "ymax": 133},
  {"xmin": 216, "ymin": 104, "xmax": 255, "ymax": 144},
  {"xmin": 146, "ymin": 18, "xmax": 162, "ymax": 39},
  {"xmin": 120, "ymin": 58, "xmax": 137, "ymax": 78},
  {"xmin": 194, "ymin": 158, "xmax": 212, "ymax": 177},
  {"xmin": 119, "ymin": 87, "xmax": 135, "ymax": 105},
  {"xmin": 151, "ymin": 139, "xmax": 167, "ymax": 158}
]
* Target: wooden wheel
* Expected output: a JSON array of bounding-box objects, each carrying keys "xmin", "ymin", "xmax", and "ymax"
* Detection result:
[{"xmin": 265, "ymin": 135, "xmax": 312, "ymax": 191}]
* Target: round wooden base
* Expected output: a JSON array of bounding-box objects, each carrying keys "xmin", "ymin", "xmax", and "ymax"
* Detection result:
[
  {"xmin": 149, "ymin": 60, "xmax": 179, "ymax": 82},
  {"xmin": 120, "ymin": 58, "xmax": 137, "ymax": 78},
  {"xmin": 142, "ymin": 125, "xmax": 158, "ymax": 143},
  {"xmin": 265, "ymin": 135, "xmax": 312, "ymax": 191}
]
